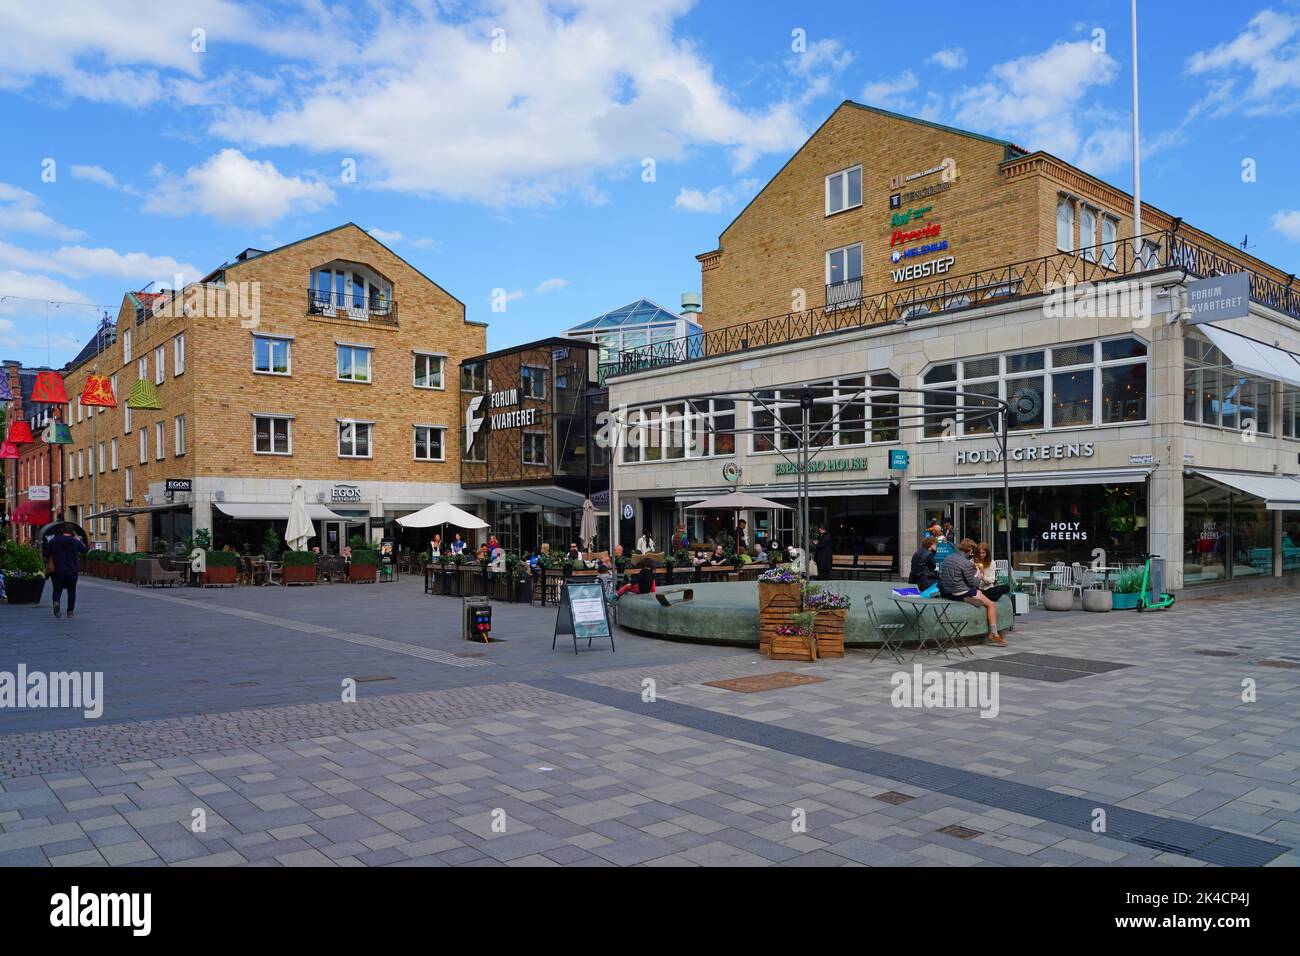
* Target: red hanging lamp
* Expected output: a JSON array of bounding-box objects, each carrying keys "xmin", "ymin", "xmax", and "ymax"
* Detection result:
[
  {"xmin": 0, "ymin": 440, "xmax": 18, "ymax": 459},
  {"xmin": 5, "ymin": 419, "xmax": 34, "ymax": 444},
  {"xmin": 31, "ymin": 370, "xmax": 69, "ymax": 404},
  {"xmin": 80, "ymin": 374, "xmax": 117, "ymax": 408}
]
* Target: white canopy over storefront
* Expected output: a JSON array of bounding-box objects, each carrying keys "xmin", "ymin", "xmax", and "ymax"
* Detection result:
[
  {"xmin": 1192, "ymin": 469, "xmax": 1300, "ymax": 510},
  {"xmin": 1200, "ymin": 325, "xmax": 1300, "ymax": 388},
  {"xmin": 214, "ymin": 502, "xmax": 350, "ymax": 521},
  {"xmin": 395, "ymin": 502, "xmax": 489, "ymax": 529}
]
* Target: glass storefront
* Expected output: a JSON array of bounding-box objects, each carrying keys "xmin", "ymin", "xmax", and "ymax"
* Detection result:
[
  {"xmin": 1283, "ymin": 512, "xmax": 1300, "ymax": 574},
  {"xmin": 1183, "ymin": 476, "xmax": 1279, "ymax": 583}
]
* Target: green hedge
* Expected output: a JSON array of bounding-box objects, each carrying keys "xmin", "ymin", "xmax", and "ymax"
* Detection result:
[
  {"xmin": 350, "ymin": 548, "xmax": 379, "ymax": 566},
  {"xmin": 205, "ymin": 549, "xmax": 237, "ymax": 567},
  {"xmin": 281, "ymin": 550, "xmax": 317, "ymax": 567}
]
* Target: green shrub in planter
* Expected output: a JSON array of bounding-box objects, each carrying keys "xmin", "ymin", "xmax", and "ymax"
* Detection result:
[
  {"xmin": 205, "ymin": 550, "xmax": 237, "ymax": 567},
  {"xmin": 1111, "ymin": 568, "xmax": 1142, "ymax": 610},
  {"xmin": 350, "ymin": 548, "xmax": 379, "ymax": 566},
  {"xmin": 281, "ymin": 551, "xmax": 317, "ymax": 567},
  {"xmin": 1, "ymin": 543, "xmax": 46, "ymax": 603}
]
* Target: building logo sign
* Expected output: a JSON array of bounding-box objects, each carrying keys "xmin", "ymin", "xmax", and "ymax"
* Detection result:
[
  {"xmin": 890, "ymin": 222, "xmax": 942, "ymax": 247},
  {"xmin": 465, "ymin": 395, "xmax": 486, "ymax": 452},
  {"xmin": 1041, "ymin": 522, "xmax": 1087, "ymax": 541},
  {"xmin": 890, "ymin": 205, "xmax": 932, "ymax": 227},
  {"xmin": 775, "ymin": 456, "xmax": 867, "ymax": 476},
  {"xmin": 331, "ymin": 483, "xmax": 363, "ymax": 503},
  {"xmin": 891, "ymin": 255, "xmax": 955, "ymax": 284},
  {"xmin": 164, "ymin": 478, "xmax": 192, "ymax": 493},
  {"xmin": 487, "ymin": 388, "xmax": 539, "ymax": 430},
  {"xmin": 954, "ymin": 442, "xmax": 1096, "ymax": 465},
  {"xmin": 891, "ymin": 240, "xmax": 950, "ymax": 264},
  {"xmin": 888, "ymin": 158, "xmax": 958, "ymax": 190},
  {"xmin": 28, "ymin": 485, "xmax": 50, "ymax": 501}
]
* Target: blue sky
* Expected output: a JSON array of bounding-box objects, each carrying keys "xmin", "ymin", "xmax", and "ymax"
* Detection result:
[{"xmin": 1, "ymin": 0, "xmax": 1297, "ymax": 368}]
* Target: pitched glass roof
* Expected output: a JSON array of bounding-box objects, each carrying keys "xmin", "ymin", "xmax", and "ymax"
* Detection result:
[{"xmin": 566, "ymin": 298, "xmax": 697, "ymax": 332}]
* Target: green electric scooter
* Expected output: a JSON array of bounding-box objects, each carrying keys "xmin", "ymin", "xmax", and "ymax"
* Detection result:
[{"xmin": 1137, "ymin": 553, "xmax": 1176, "ymax": 611}]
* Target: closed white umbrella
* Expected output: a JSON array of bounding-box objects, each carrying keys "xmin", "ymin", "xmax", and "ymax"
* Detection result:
[
  {"xmin": 396, "ymin": 501, "xmax": 488, "ymax": 530},
  {"xmin": 285, "ymin": 479, "xmax": 314, "ymax": 552},
  {"xmin": 579, "ymin": 498, "xmax": 598, "ymax": 550}
]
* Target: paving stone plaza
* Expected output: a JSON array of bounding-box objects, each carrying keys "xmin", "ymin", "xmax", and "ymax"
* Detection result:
[{"xmin": 1, "ymin": 578, "xmax": 1297, "ymax": 868}]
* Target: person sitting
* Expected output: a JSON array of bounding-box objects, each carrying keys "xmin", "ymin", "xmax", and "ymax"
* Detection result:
[
  {"xmin": 908, "ymin": 535, "xmax": 940, "ymax": 592},
  {"xmin": 636, "ymin": 529, "xmax": 656, "ymax": 553},
  {"xmin": 450, "ymin": 533, "xmax": 466, "ymax": 554},
  {"xmin": 429, "ymin": 534, "xmax": 443, "ymax": 558},
  {"xmin": 691, "ymin": 548, "xmax": 709, "ymax": 568},
  {"xmin": 750, "ymin": 543, "xmax": 767, "ymax": 563},
  {"xmin": 972, "ymin": 543, "xmax": 1010, "ymax": 603},
  {"xmin": 616, "ymin": 557, "xmax": 656, "ymax": 597},
  {"xmin": 565, "ymin": 542, "xmax": 581, "ymax": 562},
  {"xmin": 707, "ymin": 544, "xmax": 729, "ymax": 566},
  {"xmin": 938, "ymin": 538, "xmax": 1007, "ymax": 646}
]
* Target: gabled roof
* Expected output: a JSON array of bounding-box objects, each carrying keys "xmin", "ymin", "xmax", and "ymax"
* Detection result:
[
  {"xmin": 64, "ymin": 320, "xmax": 116, "ymax": 372},
  {"xmin": 566, "ymin": 298, "xmax": 698, "ymax": 332}
]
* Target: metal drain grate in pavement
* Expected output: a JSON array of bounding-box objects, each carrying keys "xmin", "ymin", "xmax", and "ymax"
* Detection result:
[
  {"xmin": 526, "ymin": 675, "xmax": 1291, "ymax": 866},
  {"xmin": 937, "ymin": 825, "xmax": 983, "ymax": 840},
  {"xmin": 351, "ymin": 675, "xmax": 395, "ymax": 682},
  {"xmin": 703, "ymin": 672, "xmax": 829, "ymax": 693},
  {"xmin": 873, "ymin": 791, "xmax": 914, "ymax": 805}
]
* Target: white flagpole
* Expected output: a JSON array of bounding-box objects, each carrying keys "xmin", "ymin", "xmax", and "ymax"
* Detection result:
[{"xmin": 1131, "ymin": 0, "xmax": 1142, "ymax": 257}]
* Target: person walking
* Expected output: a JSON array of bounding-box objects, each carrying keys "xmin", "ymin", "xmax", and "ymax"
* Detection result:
[
  {"xmin": 939, "ymin": 537, "xmax": 1007, "ymax": 646},
  {"xmin": 43, "ymin": 524, "xmax": 89, "ymax": 619}
]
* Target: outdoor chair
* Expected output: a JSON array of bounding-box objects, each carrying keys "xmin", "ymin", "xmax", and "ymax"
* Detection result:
[
  {"xmin": 135, "ymin": 558, "xmax": 183, "ymax": 588},
  {"xmin": 1068, "ymin": 562, "xmax": 1093, "ymax": 602},
  {"xmin": 864, "ymin": 594, "xmax": 907, "ymax": 664}
]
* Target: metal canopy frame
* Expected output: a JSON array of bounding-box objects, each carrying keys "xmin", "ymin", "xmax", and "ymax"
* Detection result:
[{"xmin": 608, "ymin": 383, "xmax": 1014, "ymax": 585}]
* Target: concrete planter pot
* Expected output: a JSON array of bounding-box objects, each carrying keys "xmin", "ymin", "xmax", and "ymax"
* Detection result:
[
  {"xmin": 1082, "ymin": 589, "xmax": 1112, "ymax": 612},
  {"xmin": 1042, "ymin": 588, "xmax": 1074, "ymax": 611},
  {"xmin": 4, "ymin": 576, "xmax": 46, "ymax": 604}
]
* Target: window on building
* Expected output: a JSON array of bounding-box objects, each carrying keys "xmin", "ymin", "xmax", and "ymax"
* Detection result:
[
  {"xmin": 522, "ymin": 366, "xmax": 547, "ymax": 400},
  {"xmin": 413, "ymin": 425, "xmax": 445, "ymax": 461},
  {"xmin": 1184, "ymin": 336, "xmax": 1273, "ymax": 436},
  {"xmin": 124, "ymin": 403, "xmax": 132, "ymax": 434},
  {"xmin": 154, "ymin": 345, "xmax": 166, "ymax": 384},
  {"xmin": 175, "ymin": 416, "xmax": 185, "ymax": 456},
  {"xmin": 1101, "ymin": 216, "xmax": 1119, "ymax": 268},
  {"xmin": 138, "ymin": 356, "xmax": 148, "ymax": 381},
  {"xmin": 413, "ymin": 353, "xmax": 444, "ymax": 389},
  {"xmin": 336, "ymin": 345, "xmax": 372, "ymax": 383},
  {"xmin": 310, "ymin": 265, "xmax": 391, "ymax": 318},
  {"xmin": 1056, "ymin": 197, "xmax": 1075, "ymax": 252},
  {"xmin": 97, "ymin": 442, "xmax": 105, "ymax": 474},
  {"xmin": 124, "ymin": 467, "xmax": 133, "ymax": 502},
  {"xmin": 76, "ymin": 449, "xmax": 84, "ymax": 478},
  {"xmin": 139, "ymin": 429, "xmax": 148, "ymax": 464},
  {"xmin": 338, "ymin": 420, "xmax": 372, "ymax": 458},
  {"xmin": 155, "ymin": 421, "xmax": 165, "ymax": 460},
  {"xmin": 253, "ymin": 416, "xmax": 292, "ymax": 455},
  {"xmin": 1283, "ymin": 386, "xmax": 1300, "ymax": 440},
  {"xmin": 523, "ymin": 431, "xmax": 547, "ymax": 466},
  {"xmin": 825, "ymin": 165, "xmax": 862, "ymax": 215},
  {"xmin": 122, "ymin": 328, "xmax": 132, "ymax": 364},
  {"xmin": 826, "ymin": 243, "xmax": 863, "ymax": 309},
  {"xmin": 253, "ymin": 335, "xmax": 291, "ymax": 375},
  {"xmin": 464, "ymin": 425, "xmax": 486, "ymax": 463},
  {"xmin": 1079, "ymin": 206, "xmax": 1097, "ymax": 262},
  {"xmin": 461, "ymin": 362, "xmax": 486, "ymax": 392},
  {"xmin": 68, "ymin": 452, "xmax": 75, "ymax": 478},
  {"xmin": 110, "ymin": 438, "xmax": 118, "ymax": 471},
  {"xmin": 173, "ymin": 334, "xmax": 185, "ymax": 375}
]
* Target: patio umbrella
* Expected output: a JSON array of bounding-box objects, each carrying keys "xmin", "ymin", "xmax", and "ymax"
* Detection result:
[
  {"xmin": 285, "ymin": 479, "xmax": 314, "ymax": 552},
  {"xmin": 396, "ymin": 502, "xmax": 488, "ymax": 530},
  {"xmin": 685, "ymin": 490, "xmax": 790, "ymax": 557},
  {"xmin": 579, "ymin": 497, "xmax": 598, "ymax": 550}
]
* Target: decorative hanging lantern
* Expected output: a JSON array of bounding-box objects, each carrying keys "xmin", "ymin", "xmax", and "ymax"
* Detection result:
[
  {"xmin": 126, "ymin": 379, "xmax": 162, "ymax": 410},
  {"xmin": 0, "ymin": 374, "xmax": 12, "ymax": 403},
  {"xmin": 0, "ymin": 440, "xmax": 18, "ymax": 459},
  {"xmin": 31, "ymin": 370, "xmax": 69, "ymax": 404},
  {"xmin": 40, "ymin": 421, "xmax": 74, "ymax": 445},
  {"xmin": 80, "ymin": 374, "xmax": 117, "ymax": 408},
  {"xmin": 5, "ymin": 420, "xmax": 34, "ymax": 444}
]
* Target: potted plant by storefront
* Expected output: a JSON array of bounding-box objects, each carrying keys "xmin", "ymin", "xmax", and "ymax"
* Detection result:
[
  {"xmin": 348, "ymin": 547, "xmax": 379, "ymax": 582},
  {"xmin": 1, "ymin": 543, "xmax": 46, "ymax": 604},
  {"xmin": 1111, "ymin": 568, "xmax": 1142, "ymax": 610},
  {"xmin": 203, "ymin": 549, "xmax": 237, "ymax": 586},
  {"xmin": 1042, "ymin": 581, "xmax": 1074, "ymax": 611},
  {"xmin": 438, "ymin": 553, "xmax": 453, "ymax": 593},
  {"xmin": 805, "ymin": 587, "xmax": 850, "ymax": 657},
  {"xmin": 281, "ymin": 550, "xmax": 317, "ymax": 585},
  {"xmin": 1081, "ymin": 585, "xmax": 1112, "ymax": 612},
  {"xmin": 757, "ymin": 564, "xmax": 802, "ymax": 657},
  {"xmin": 771, "ymin": 611, "xmax": 819, "ymax": 662},
  {"xmin": 508, "ymin": 553, "xmax": 531, "ymax": 604}
]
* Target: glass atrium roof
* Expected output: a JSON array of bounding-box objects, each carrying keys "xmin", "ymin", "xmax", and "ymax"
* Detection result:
[{"xmin": 566, "ymin": 298, "xmax": 697, "ymax": 332}]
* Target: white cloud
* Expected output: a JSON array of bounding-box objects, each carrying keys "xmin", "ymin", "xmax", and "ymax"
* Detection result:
[
  {"xmin": 0, "ymin": 269, "xmax": 96, "ymax": 358},
  {"xmin": 789, "ymin": 38, "xmax": 854, "ymax": 77},
  {"xmin": 673, "ymin": 178, "xmax": 759, "ymax": 214},
  {"xmin": 0, "ymin": 242, "xmax": 198, "ymax": 284},
  {"xmin": 1273, "ymin": 209, "xmax": 1300, "ymax": 241},
  {"xmin": 366, "ymin": 228, "xmax": 404, "ymax": 244},
  {"xmin": 534, "ymin": 278, "xmax": 570, "ymax": 294},
  {"xmin": 144, "ymin": 149, "xmax": 335, "ymax": 227},
  {"xmin": 365, "ymin": 228, "xmax": 437, "ymax": 251},
  {"xmin": 1185, "ymin": 10, "xmax": 1300, "ymax": 116},
  {"xmin": 0, "ymin": 182, "xmax": 86, "ymax": 240},
  {"xmin": 952, "ymin": 41, "xmax": 1123, "ymax": 170},
  {"xmin": 860, "ymin": 71, "xmax": 919, "ymax": 109},
  {"xmin": 209, "ymin": 2, "xmax": 807, "ymax": 206},
  {"xmin": 69, "ymin": 164, "xmax": 139, "ymax": 196},
  {"xmin": 928, "ymin": 48, "xmax": 968, "ymax": 70}
]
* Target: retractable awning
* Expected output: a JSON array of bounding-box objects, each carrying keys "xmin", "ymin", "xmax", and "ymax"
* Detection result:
[
  {"xmin": 908, "ymin": 467, "xmax": 1152, "ymax": 490},
  {"xmin": 672, "ymin": 480, "xmax": 893, "ymax": 503},
  {"xmin": 1200, "ymin": 325, "xmax": 1300, "ymax": 388},
  {"xmin": 213, "ymin": 502, "xmax": 351, "ymax": 521},
  {"xmin": 1191, "ymin": 469, "xmax": 1300, "ymax": 511},
  {"xmin": 12, "ymin": 500, "xmax": 52, "ymax": 525},
  {"xmin": 468, "ymin": 485, "xmax": 586, "ymax": 509}
]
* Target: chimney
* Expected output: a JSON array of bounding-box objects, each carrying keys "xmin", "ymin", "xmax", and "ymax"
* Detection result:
[{"xmin": 680, "ymin": 292, "xmax": 702, "ymax": 316}]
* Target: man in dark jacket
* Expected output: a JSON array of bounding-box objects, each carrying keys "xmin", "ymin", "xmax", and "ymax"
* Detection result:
[
  {"xmin": 813, "ymin": 525, "xmax": 833, "ymax": 580},
  {"xmin": 908, "ymin": 535, "xmax": 939, "ymax": 591},
  {"xmin": 43, "ymin": 524, "xmax": 89, "ymax": 619}
]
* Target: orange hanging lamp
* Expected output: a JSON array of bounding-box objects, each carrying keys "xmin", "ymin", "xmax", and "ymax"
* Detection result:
[{"xmin": 80, "ymin": 374, "xmax": 117, "ymax": 408}]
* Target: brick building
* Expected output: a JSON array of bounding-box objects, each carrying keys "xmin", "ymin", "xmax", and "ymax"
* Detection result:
[
  {"xmin": 608, "ymin": 102, "xmax": 1300, "ymax": 595},
  {"xmin": 61, "ymin": 223, "xmax": 486, "ymax": 554},
  {"xmin": 2, "ymin": 361, "xmax": 69, "ymax": 544}
]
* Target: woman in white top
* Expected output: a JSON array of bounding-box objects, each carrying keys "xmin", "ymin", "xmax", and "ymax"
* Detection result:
[{"xmin": 636, "ymin": 530, "xmax": 656, "ymax": 553}]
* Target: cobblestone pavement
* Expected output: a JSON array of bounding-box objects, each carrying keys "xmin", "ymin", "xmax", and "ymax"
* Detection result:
[{"xmin": 0, "ymin": 577, "xmax": 1297, "ymax": 866}]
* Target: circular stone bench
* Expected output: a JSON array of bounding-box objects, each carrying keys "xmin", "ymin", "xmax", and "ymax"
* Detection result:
[{"xmin": 616, "ymin": 580, "xmax": 1014, "ymax": 648}]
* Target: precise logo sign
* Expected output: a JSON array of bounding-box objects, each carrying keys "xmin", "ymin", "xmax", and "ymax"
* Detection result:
[{"xmin": 890, "ymin": 222, "xmax": 941, "ymax": 247}]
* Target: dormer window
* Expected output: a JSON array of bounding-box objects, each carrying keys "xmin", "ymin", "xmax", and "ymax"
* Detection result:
[{"xmin": 309, "ymin": 262, "xmax": 394, "ymax": 321}]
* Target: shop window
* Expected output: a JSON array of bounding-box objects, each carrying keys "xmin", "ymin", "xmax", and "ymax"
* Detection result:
[
  {"xmin": 1051, "ymin": 369, "xmax": 1093, "ymax": 427},
  {"xmin": 1184, "ymin": 477, "xmax": 1276, "ymax": 584},
  {"xmin": 413, "ymin": 353, "xmax": 444, "ymax": 389},
  {"xmin": 413, "ymin": 425, "xmax": 445, "ymax": 461},
  {"xmin": 962, "ymin": 381, "xmax": 1000, "ymax": 435},
  {"xmin": 712, "ymin": 400, "xmax": 736, "ymax": 456},
  {"xmin": 1102, "ymin": 362, "xmax": 1146, "ymax": 423},
  {"xmin": 254, "ymin": 416, "xmax": 292, "ymax": 455},
  {"xmin": 752, "ymin": 394, "xmax": 775, "ymax": 453},
  {"xmin": 1006, "ymin": 377, "xmax": 1045, "ymax": 430},
  {"xmin": 838, "ymin": 377, "xmax": 866, "ymax": 445},
  {"xmin": 338, "ymin": 420, "xmax": 372, "ymax": 458},
  {"xmin": 1282, "ymin": 511, "xmax": 1300, "ymax": 573},
  {"xmin": 870, "ymin": 373, "xmax": 900, "ymax": 443},
  {"xmin": 663, "ymin": 402, "xmax": 686, "ymax": 460},
  {"xmin": 1283, "ymin": 387, "xmax": 1300, "ymax": 439},
  {"xmin": 825, "ymin": 165, "xmax": 862, "ymax": 216},
  {"xmin": 1184, "ymin": 334, "xmax": 1272, "ymax": 435}
]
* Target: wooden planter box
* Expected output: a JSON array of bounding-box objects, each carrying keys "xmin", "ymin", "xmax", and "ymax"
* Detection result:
[
  {"xmin": 769, "ymin": 629, "xmax": 818, "ymax": 662},
  {"xmin": 758, "ymin": 581, "xmax": 804, "ymax": 658},
  {"xmin": 348, "ymin": 563, "xmax": 377, "ymax": 583},
  {"xmin": 813, "ymin": 608, "xmax": 846, "ymax": 657},
  {"xmin": 282, "ymin": 564, "xmax": 317, "ymax": 586},
  {"xmin": 203, "ymin": 565, "xmax": 237, "ymax": 587}
]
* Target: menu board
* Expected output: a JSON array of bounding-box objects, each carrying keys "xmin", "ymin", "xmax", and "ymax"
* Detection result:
[{"xmin": 552, "ymin": 582, "xmax": 614, "ymax": 654}]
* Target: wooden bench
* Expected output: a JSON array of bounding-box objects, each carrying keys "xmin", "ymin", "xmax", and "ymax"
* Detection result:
[{"xmin": 830, "ymin": 554, "xmax": 895, "ymax": 580}]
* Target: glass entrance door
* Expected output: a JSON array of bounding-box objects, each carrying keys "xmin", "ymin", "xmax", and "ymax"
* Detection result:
[{"xmin": 958, "ymin": 502, "xmax": 989, "ymax": 552}]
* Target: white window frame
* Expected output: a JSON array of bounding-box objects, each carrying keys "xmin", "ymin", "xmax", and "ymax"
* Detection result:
[
  {"xmin": 413, "ymin": 351, "xmax": 446, "ymax": 390},
  {"xmin": 155, "ymin": 421, "xmax": 165, "ymax": 461},
  {"xmin": 139, "ymin": 428, "xmax": 148, "ymax": 464},
  {"xmin": 138, "ymin": 355, "xmax": 148, "ymax": 381},
  {"xmin": 154, "ymin": 345, "xmax": 166, "ymax": 384},
  {"xmin": 97, "ymin": 442, "xmax": 105, "ymax": 474},
  {"xmin": 173, "ymin": 334, "xmax": 185, "ymax": 376},
  {"xmin": 110, "ymin": 438, "xmax": 118, "ymax": 471},
  {"xmin": 124, "ymin": 467, "xmax": 133, "ymax": 502},
  {"xmin": 124, "ymin": 403, "xmax": 132, "ymax": 435},
  {"xmin": 1079, "ymin": 206, "xmax": 1097, "ymax": 262},
  {"xmin": 252, "ymin": 334, "xmax": 293, "ymax": 376},
  {"xmin": 1056, "ymin": 196, "xmax": 1075, "ymax": 252},
  {"xmin": 413, "ymin": 424, "xmax": 446, "ymax": 462},
  {"xmin": 252, "ymin": 414, "xmax": 293, "ymax": 456},
  {"xmin": 122, "ymin": 328, "xmax": 132, "ymax": 364},
  {"xmin": 825, "ymin": 165, "xmax": 863, "ymax": 216},
  {"xmin": 67, "ymin": 452, "xmax": 75, "ymax": 478},
  {"xmin": 336, "ymin": 344, "xmax": 373, "ymax": 384},
  {"xmin": 174, "ymin": 415, "xmax": 185, "ymax": 456},
  {"xmin": 338, "ymin": 419, "xmax": 374, "ymax": 459},
  {"xmin": 77, "ymin": 449, "xmax": 84, "ymax": 478}
]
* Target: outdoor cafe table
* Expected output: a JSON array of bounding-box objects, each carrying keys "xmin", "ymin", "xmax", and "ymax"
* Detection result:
[{"xmin": 890, "ymin": 594, "xmax": 974, "ymax": 660}]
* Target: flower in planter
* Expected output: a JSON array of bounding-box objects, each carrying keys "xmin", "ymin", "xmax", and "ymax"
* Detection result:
[
  {"xmin": 757, "ymin": 564, "xmax": 799, "ymax": 584},
  {"xmin": 805, "ymin": 589, "xmax": 850, "ymax": 610}
]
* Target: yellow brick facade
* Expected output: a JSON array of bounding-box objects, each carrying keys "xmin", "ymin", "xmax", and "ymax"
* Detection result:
[{"xmin": 62, "ymin": 224, "xmax": 485, "ymax": 551}]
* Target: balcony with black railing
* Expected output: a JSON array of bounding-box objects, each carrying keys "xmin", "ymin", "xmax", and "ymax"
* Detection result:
[
  {"xmin": 600, "ymin": 230, "xmax": 1300, "ymax": 385},
  {"xmin": 307, "ymin": 289, "xmax": 399, "ymax": 326}
]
